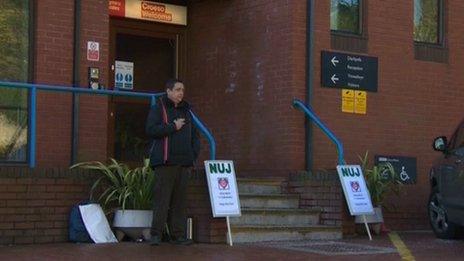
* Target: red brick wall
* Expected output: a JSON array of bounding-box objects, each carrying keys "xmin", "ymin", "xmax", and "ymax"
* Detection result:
[
  {"xmin": 34, "ymin": 0, "xmax": 75, "ymax": 167},
  {"xmin": 285, "ymin": 173, "xmax": 343, "ymax": 226},
  {"xmin": 0, "ymin": 167, "xmax": 220, "ymax": 245},
  {"xmin": 283, "ymin": 171, "xmax": 355, "ymax": 235},
  {"xmin": 185, "ymin": 0, "xmax": 462, "ymax": 229},
  {"xmin": 76, "ymin": 0, "xmax": 110, "ymax": 163},
  {"xmin": 0, "ymin": 167, "xmax": 94, "ymax": 245},
  {"xmin": 308, "ymin": 0, "xmax": 464, "ymax": 230},
  {"xmin": 34, "ymin": 0, "xmax": 109, "ymax": 167},
  {"xmin": 13, "ymin": 0, "xmax": 463, "ymax": 233},
  {"xmin": 187, "ymin": 0, "xmax": 307, "ymax": 177},
  {"xmin": 187, "ymin": 171, "xmax": 226, "ymax": 243}
]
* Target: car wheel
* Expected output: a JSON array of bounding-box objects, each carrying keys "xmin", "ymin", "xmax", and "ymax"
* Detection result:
[{"xmin": 428, "ymin": 189, "xmax": 458, "ymax": 239}]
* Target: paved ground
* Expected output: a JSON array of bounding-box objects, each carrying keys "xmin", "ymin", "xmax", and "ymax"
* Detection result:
[{"xmin": 0, "ymin": 231, "xmax": 463, "ymax": 260}]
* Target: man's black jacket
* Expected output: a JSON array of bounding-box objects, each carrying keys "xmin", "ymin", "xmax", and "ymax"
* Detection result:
[{"xmin": 145, "ymin": 95, "xmax": 200, "ymax": 167}]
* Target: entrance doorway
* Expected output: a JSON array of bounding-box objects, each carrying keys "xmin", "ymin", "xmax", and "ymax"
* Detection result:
[{"xmin": 109, "ymin": 18, "xmax": 186, "ymax": 163}]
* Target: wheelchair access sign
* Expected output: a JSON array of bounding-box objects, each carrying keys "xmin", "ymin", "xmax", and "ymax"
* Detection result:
[
  {"xmin": 336, "ymin": 165, "xmax": 374, "ymax": 216},
  {"xmin": 375, "ymin": 155, "xmax": 417, "ymax": 184}
]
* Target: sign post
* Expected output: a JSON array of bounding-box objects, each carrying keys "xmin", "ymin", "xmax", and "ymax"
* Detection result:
[
  {"xmin": 204, "ymin": 160, "xmax": 241, "ymax": 246},
  {"xmin": 321, "ymin": 51, "xmax": 378, "ymax": 92},
  {"xmin": 336, "ymin": 165, "xmax": 375, "ymax": 240}
]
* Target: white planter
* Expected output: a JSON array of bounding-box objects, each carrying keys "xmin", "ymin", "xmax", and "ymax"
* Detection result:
[
  {"xmin": 354, "ymin": 207, "xmax": 384, "ymax": 224},
  {"xmin": 113, "ymin": 210, "xmax": 153, "ymax": 241}
]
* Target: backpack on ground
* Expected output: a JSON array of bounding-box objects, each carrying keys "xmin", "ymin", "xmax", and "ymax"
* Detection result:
[{"xmin": 69, "ymin": 201, "xmax": 93, "ymax": 243}]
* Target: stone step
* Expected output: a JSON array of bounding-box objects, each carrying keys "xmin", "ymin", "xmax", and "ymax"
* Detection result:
[
  {"xmin": 240, "ymin": 194, "xmax": 299, "ymax": 209},
  {"xmin": 230, "ymin": 225, "xmax": 342, "ymax": 243},
  {"xmin": 237, "ymin": 178, "xmax": 284, "ymax": 195},
  {"xmin": 230, "ymin": 208, "xmax": 320, "ymax": 226}
]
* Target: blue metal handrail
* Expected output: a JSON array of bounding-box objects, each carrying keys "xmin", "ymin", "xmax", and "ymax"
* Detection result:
[
  {"xmin": 190, "ymin": 110, "xmax": 216, "ymax": 160},
  {"xmin": 292, "ymin": 98, "xmax": 345, "ymax": 165},
  {"xmin": 0, "ymin": 81, "xmax": 216, "ymax": 167}
]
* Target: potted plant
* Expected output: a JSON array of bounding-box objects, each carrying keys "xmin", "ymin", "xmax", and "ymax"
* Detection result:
[
  {"xmin": 71, "ymin": 158, "xmax": 155, "ymax": 241},
  {"xmin": 355, "ymin": 151, "xmax": 401, "ymax": 228}
]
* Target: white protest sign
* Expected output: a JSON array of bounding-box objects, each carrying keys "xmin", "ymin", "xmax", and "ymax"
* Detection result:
[
  {"xmin": 204, "ymin": 160, "xmax": 241, "ymax": 217},
  {"xmin": 336, "ymin": 165, "xmax": 374, "ymax": 216}
]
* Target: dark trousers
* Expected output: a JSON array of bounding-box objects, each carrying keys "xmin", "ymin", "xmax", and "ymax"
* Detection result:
[{"xmin": 151, "ymin": 165, "xmax": 190, "ymax": 239}]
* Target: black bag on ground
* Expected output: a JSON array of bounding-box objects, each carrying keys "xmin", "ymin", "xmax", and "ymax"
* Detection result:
[{"xmin": 69, "ymin": 201, "xmax": 94, "ymax": 243}]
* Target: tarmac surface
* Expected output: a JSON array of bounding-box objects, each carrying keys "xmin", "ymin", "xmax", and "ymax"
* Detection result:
[{"xmin": 0, "ymin": 231, "xmax": 463, "ymax": 260}]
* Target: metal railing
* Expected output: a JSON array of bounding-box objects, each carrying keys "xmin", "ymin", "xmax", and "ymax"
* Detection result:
[
  {"xmin": 292, "ymin": 98, "xmax": 345, "ymax": 165},
  {"xmin": 0, "ymin": 81, "xmax": 216, "ymax": 167}
]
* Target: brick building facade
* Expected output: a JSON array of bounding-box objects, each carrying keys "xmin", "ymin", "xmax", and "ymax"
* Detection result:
[{"xmin": 1, "ymin": 0, "xmax": 462, "ymax": 244}]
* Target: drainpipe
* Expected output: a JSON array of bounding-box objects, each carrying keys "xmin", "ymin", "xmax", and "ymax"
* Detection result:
[
  {"xmin": 305, "ymin": 0, "xmax": 314, "ymax": 172},
  {"xmin": 71, "ymin": 0, "xmax": 81, "ymax": 165}
]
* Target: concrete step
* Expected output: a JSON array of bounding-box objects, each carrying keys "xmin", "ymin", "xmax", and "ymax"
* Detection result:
[
  {"xmin": 237, "ymin": 178, "xmax": 284, "ymax": 195},
  {"xmin": 231, "ymin": 225, "xmax": 342, "ymax": 243},
  {"xmin": 230, "ymin": 208, "xmax": 320, "ymax": 226},
  {"xmin": 240, "ymin": 194, "xmax": 299, "ymax": 209}
]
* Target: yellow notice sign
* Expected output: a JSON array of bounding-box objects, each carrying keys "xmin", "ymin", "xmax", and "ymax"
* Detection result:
[
  {"xmin": 354, "ymin": 91, "xmax": 367, "ymax": 114},
  {"xmin": 342, "ymin": 89, "xmax": 355, "ymax": 113}
]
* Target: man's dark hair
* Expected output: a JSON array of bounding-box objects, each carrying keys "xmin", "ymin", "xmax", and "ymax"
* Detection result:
[{"xmin": 165, "ymin": 79, "xmax": 183, "ymax": 90}]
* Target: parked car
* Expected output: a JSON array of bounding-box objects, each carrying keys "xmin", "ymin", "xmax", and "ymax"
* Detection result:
[{"xmin": 429, "ymin": 123, "xmax": 464, "ymax": 239}]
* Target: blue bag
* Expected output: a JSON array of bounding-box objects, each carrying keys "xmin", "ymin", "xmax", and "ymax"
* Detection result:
[{"xmin": 69, "ymin": 201, "xmax": 94, "ymax": 243}]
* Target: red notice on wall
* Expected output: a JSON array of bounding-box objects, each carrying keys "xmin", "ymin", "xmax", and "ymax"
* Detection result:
[
  {"xmin": 109, "ymin": 0, "xmax": 125, "ymax": 17},
  {"xmin": 87, "ymin": 41, "xmax": 100, "ymax": 62}
]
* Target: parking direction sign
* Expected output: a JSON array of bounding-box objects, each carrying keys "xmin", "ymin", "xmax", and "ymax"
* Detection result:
[{"xmin": 321, "ymin": 51, "xmax": 378, "ymax": 92}]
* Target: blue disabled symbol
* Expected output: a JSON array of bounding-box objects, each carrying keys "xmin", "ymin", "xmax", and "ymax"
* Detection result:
[
  {"xmin": 125, "ymin": 74, "xmax": 133, "ymax": 83},
  {"xmin": 116, "ymin": 73, "xmax": 123, "ymax": 82}
]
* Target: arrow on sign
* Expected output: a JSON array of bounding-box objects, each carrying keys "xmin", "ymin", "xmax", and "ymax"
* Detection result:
[
  {"xmin": 331, "ymin": 74, "xmax": 339, "ymax": 84},
  {"xmin": 331, "ymin": 56, "xmax": 339, "ymax": 67}
]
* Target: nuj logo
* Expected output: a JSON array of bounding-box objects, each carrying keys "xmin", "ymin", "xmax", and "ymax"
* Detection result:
[
  {"xmin": 208, "ymin": 163, "xmax": 232, "ymax": 174},
  {"xmin": 341, "ymin": 167, "xmax": 361, "ymax": 177}
]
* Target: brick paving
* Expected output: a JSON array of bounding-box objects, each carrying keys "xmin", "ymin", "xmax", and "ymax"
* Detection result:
[{"xmin": 0, "ymin": 231, "xmax": 463, "ymax": 261}]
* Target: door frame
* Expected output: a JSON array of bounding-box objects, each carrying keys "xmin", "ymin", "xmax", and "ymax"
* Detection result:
[{"xmin": 107, "ymin": 17, "xmax": 187, "ymax": 159}]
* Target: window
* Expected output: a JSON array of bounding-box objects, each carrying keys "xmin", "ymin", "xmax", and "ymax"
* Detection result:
[
  {"xmin": 414, "ymin": 0, "xmax": 441, "ymax": 44},
  {"xmin": 0, "ymin": 1, "xmax": 30, "ymax": 163},
  {"xmin": 330, "ymin": 0, "xmax": 361, "ymax": 34}
]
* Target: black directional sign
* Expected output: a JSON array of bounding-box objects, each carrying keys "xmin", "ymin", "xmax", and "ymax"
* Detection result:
[
  {"xmin": 375, "ymin": 155, "xmax": 417, "ymax": 184},
  {"xmin": 321, "ymin": 51, "xmax": 378, "ymax": 92}
]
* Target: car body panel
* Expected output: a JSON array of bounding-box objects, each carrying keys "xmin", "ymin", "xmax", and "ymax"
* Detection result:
[{"xmin": 431, "ymin": 121, "xmax": 464, "ymax": 227}]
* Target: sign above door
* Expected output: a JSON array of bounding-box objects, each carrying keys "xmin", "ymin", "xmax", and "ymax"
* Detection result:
[{"xmin": 109, "ymin": 0, "xmax": 187, "ymax": 25}]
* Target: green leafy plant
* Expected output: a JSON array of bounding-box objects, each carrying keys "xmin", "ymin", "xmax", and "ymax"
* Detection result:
[
  {"xmin": 71, "ymin": 158, "xmax": 154, "ymax": 212},
  {"xmin": 359, "ymin": 151, "xmax": 401, "ymax": 206}
]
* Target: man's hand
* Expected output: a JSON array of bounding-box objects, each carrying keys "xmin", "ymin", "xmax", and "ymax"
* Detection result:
[{"xmin": 173, "ymin": 118, "xmax": 186, "ymax": 130}]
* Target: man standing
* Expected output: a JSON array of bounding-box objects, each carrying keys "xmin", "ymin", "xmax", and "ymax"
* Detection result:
[{"xmin": 146, "ymin": 79, "xmax": 200, "ymax": 246}]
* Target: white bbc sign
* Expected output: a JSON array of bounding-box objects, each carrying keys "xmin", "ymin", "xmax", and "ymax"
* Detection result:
[
  {"xmin": 336, "ymin": 165, "xmax": 374, "ymax": 216},
  {"xmin": 204, "ymin": 160, "xmax": 241, "ymax": 217}
]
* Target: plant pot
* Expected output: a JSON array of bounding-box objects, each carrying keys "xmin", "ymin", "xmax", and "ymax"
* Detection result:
[
  {"xmin": 113, "ymin": 209, "xmax": 153, "ymax": 241},
  {"xmin": 354, "ymin": 206, "xmax": 384, "ymax": 224}
]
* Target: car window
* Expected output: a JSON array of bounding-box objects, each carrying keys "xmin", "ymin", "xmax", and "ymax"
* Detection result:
[{"xmin": 449, "ymin": 122, "xmax": 464, "ymax": 151}]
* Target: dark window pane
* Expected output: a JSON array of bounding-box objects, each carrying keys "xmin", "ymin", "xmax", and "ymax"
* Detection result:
[
  {"xmin": 414, "ymin": 0, "xmax": 440, "ymax": 44},
  {"xmin": 0, "ymin": 1, "xmax": 29, "ymax": 162},
  {"xmin": 331, "ymin": 0, "xmax": 360, "ymax": 34}
]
